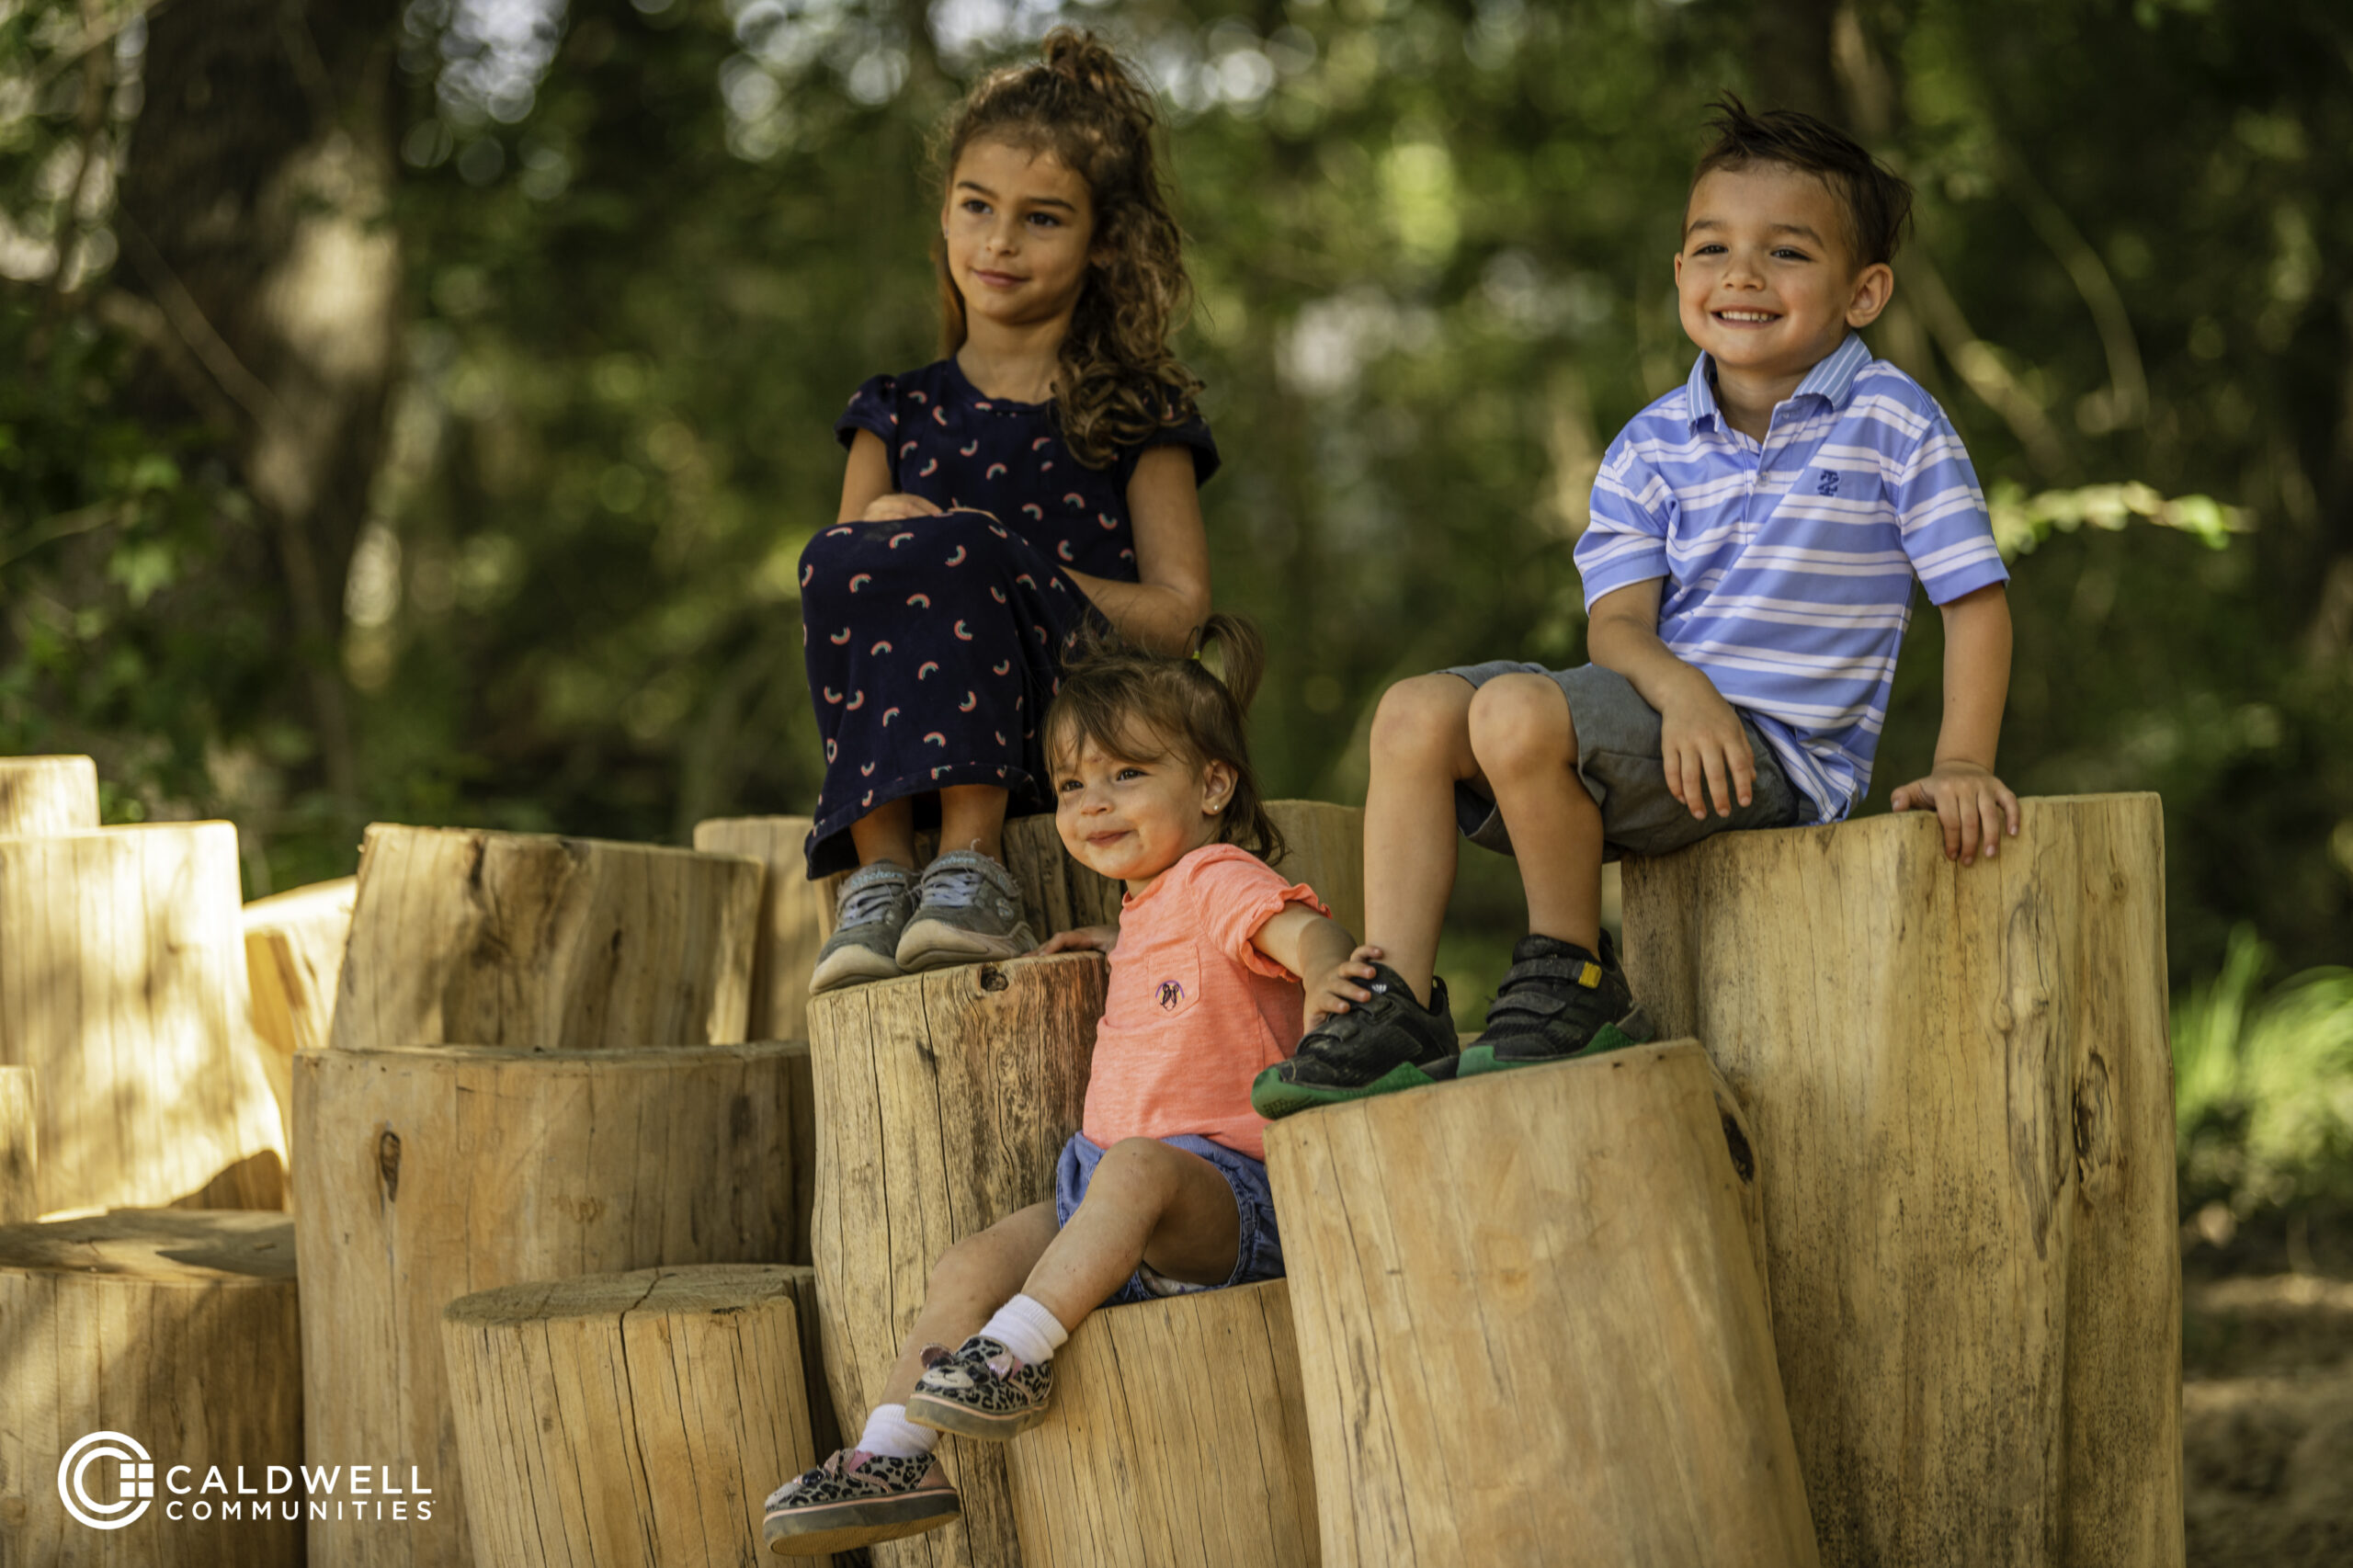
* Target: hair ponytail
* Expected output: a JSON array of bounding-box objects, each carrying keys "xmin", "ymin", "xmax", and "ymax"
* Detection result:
[
  {"xmin": 934, "ymin": 28, "xmax": 1202, "ymax": 471},
  {"xmin": 1043, "ymin": 613, "xmax": 1286, "ymax": 866}
]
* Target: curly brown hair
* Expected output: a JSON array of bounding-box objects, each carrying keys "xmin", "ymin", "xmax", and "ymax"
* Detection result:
[
  {"xmin": 1041, "ymin": 613, "xmax": 1284, "ymax": 865},
  {"xmin": 935, "ymin": 28, "xmax": 1203, "ymax": 471}
]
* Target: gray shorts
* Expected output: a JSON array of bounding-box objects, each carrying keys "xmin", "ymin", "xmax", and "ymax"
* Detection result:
[{"xmin": 1440, "ymin": 661, "xmax": 1805, "ymax": 859}]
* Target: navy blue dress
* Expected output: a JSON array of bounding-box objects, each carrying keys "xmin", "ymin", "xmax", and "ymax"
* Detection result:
[{"xmin": 800, "ymin": 358, "xmax": 1218, "ymax": 877}]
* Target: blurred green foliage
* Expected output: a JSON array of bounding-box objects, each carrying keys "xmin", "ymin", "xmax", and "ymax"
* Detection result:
[
  {"xmin": 1, "ymin": 1, "xmax": 2348, "ymax": 1043},
  {"xmin": 2177, "ymin": 928, "xmax": 2353, "ymax": 1216}
]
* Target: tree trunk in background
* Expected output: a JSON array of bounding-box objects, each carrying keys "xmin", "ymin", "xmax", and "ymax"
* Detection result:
[{"xmin": 113, "ymin": 0, "xmax": 404, "ymax": 823}]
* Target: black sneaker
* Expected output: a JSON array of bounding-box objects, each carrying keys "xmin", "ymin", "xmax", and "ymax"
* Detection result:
[
  {"xmin": 1456, "ymin": 931, "xmax": 1654, "ymax": 1076},
  {"xmin": 1251, "ymin": 963, "xmax": 1460, "ymax": 1119}
]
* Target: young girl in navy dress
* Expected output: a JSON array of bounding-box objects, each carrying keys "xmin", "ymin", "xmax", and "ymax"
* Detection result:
[
  {"xmin": 761, "ymin": 619, "xmax": 1366, "ymax": 1557},
  {"xmin": 802, "ymin": 29, "xmax": 1220, "ymax": 994}
]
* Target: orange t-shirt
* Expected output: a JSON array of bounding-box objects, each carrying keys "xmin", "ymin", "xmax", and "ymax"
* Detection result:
[{"xmin": 1081, "ymin": 843, "xmax": 1325, "ymax": 1164}]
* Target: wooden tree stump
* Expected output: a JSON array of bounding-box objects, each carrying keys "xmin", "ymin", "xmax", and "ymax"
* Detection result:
[
  {"xmin": 1619, "ymin": 795, "xmax": 2180, "ymax": 1568},
  {"xmin": 807, "ymin": 952, "xmax": 1106, "ymax": 1568},
  {"xmin": 1264, "ymin": 1042, "xmax": 1818, "ymax": 1568},
  {"xmin": 1005, "ymin": 1278, "xmax": 1320, "ymax": 1568},
  {"xmin": 0, "ymin": 1064, "xmax": 33, "ymax": 1223},
  {"xmin": 0, "ymin": 754, "xmax": 98, "ymax": 835},
  {"xmin": 293, "ymin": 1042, "xmax": 801, "ymax": 1568},
  {"xmin": 0, "ymin": 1209, "xmax": 301, "ymax": 1566},
  {"xmin": 330, "ymin": 824, "xmax": 764, "ymax": 1055},
  {"xmin": 442, "ymin": 1266, "xmax": 826, "ymax": 1568},
  {"xmin": 0, "ymin": 823, "xmax": 285, "ymax": 1213},
  {"xmin": 244, "ymin": 875, "xmax": 358, "ymax": 1151},
  {"xmin": 693, "ymin": 815, "xmax": 828, "ymax": 1040}
]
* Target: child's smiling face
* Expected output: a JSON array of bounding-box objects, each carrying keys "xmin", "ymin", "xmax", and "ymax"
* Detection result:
[
  {"xmin": 943, "ymin": 137, "xmax": 1098, "ymax": 336},
  {"xmin": 1676, "ymin": 162, "xmax": 1892, "ymax": 392},
  {"xmin": 1051, "ymin": 728, "xmax": 1233, "ymax": 892}
]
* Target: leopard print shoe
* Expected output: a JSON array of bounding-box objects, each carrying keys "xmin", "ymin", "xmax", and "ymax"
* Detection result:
[
  {"xmin": 760, "ymin": 1447, "xmax": 959, "ymax": 1557},
  {"xmin": 904, "ymin": 1335, "xmax": 1055, "ymax": 1439}
]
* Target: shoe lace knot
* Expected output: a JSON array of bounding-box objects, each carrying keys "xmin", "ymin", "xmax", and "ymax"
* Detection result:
[{"xmin": 839, "ymin": 877, "xmax": 906, "ymax": 926}]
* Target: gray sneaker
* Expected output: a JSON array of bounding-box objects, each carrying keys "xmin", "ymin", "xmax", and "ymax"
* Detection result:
[
  {"xmin": 811, "ymin": 861, "xmax": 916, "ymax": 995},
  {"xmin": 895, "ymin": 850, "xmax": 1036, "ymax": 973}
]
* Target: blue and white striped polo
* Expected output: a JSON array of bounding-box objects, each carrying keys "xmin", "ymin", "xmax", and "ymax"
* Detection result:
[{"xmin": 1577, "ymin": 335, "xmax": 2007, "ymax": 822}]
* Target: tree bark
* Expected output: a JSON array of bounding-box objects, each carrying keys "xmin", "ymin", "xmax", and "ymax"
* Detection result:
[
  {"xmin": 1619, "ymin": 794, "xmax": 2181, "ymax": 1568},
  {"xmin": 807, "ymin": 952, "xmax": 1106, "ymax": 1568},
  {"xmin": 1005, "ymin": 1279, "xmax": 1321, "ymax": 1568},
  {"xmin": 293, "ymin": 1041, "xmax": 802, "ymax": 1568},
  {"xmin": 442, "ymin": 1266, "xmax": 829, "ymax": 1568},
  {"xmin": 0, "ymin": 755, "xmax": 98, "ymax": 835},
  {"xmin": 1264, "ymin": 1043, "xmax": 1817, "ymax": 1568},
  {"xmin": 0, "ymin": 1209, "xmax": 301, "ymax": 1566},
  {"xmin": 0, "ymin": 823, "xmax": 285, "ymax": 1213},
  {"xmin": 115, "ymin": 0, "xmax": 404, "ymax": 823},
  {"xmin": 331, "ymin": 825, "xmax": 764, "ymax": 1054}
]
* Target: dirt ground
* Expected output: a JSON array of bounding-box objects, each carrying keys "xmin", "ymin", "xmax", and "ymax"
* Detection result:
[{"xmin": 2182, "ymin": 1210, "xmax": 2353, "ymax": 1566}]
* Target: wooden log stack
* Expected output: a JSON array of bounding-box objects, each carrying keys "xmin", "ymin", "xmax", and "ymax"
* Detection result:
[
  {"xmin": 1005, "ymin": 1278, "xmax": 1320, "ymax": 1568},
  {"xmin": 442, "ymin": 1265, "xmax": 827, "ymax": 1568},
  {"xmin": 1264, "ymin": 1043, "xmax": 1819, "ymax": 1568},
  {"xmin": 1620, "ymin": 794, "xmax": 2181, "ymax": 1568},
  {"xmin": 0, "ymin": 819, "xmax": 285, "ymax": 1212},
  {"xmin": 806, "ymin": 952, "xmax": 1106, "ymax": 1568},
  {"xmin": 0, "ymin": 1209, "xmax": 301, "ymax": 1566}
]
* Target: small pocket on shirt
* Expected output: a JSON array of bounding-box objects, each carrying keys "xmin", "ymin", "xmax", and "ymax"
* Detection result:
[{"xmin": 1142, "ymin": 939, "xmax": 1204, "ymax": 1021}]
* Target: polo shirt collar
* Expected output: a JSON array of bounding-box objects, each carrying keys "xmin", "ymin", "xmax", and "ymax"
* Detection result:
[{"xmin": 1685, "ymin": 333, "xmax": 1872, "ymax": 432}]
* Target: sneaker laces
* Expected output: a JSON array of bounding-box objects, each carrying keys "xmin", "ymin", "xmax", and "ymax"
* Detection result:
[
  {"xmin": 920, "ymin": 863, "xmax": 985, "ymax": 910},
  {"xmin": 837, "ymin": 875, "xmax": 907, "ymax": 927}
]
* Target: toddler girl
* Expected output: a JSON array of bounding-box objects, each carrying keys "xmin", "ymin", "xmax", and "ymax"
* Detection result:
[
  {"xmin": 801, "ymin": 28, "xmax": 1220, "ymax": 994},
  {"xmin": 762, "ymin": 618, "xmax": 1368, "ymax": 1558}
]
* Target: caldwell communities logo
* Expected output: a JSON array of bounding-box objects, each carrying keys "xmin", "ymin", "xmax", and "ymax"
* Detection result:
[{"xmin": 56, "ymin": 1430, "xmax": 433, "ymax": 1528}]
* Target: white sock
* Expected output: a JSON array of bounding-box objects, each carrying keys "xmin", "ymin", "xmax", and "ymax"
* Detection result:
[
  {"xmin": 978, "ymin": 1293, "xmax": 1070, "ymax": 1368},
  {"xmin": 856, "ymin": 1403, "xmax": 936, "ymax": 1459}
]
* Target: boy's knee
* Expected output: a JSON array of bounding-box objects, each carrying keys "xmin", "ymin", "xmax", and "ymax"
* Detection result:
[
  {"xmin": 1370, "ymin": 675, "xmax": 1474, "ymax": 763},
  {"xmin": 1467, "ymin": 674, "xmax": 1574, "ymax": 776}
]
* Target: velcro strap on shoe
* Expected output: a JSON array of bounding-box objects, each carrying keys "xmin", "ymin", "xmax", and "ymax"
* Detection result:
[
  {"xmin": 1499, "ymin": 956, "xmax": 1604, "ymax": 991},
  {"xmin": 1486, "ymin": 990, "xmax": 1568, "ymax": 1021}
]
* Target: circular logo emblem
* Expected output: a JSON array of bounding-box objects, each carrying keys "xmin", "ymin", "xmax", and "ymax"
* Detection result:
[{"xmin": 58, "ymin": 1431, "xmax": 153, "ymax": 1529}]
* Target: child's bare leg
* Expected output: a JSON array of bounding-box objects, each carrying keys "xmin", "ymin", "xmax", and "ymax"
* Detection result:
[
  {"xmin": 935, "ymin": 784, "xmax": 1008, "ymax": 865},
  {"xmin": 1019, "ymin": 1139, "xmax": 1241, "ymax": 1329},
  {"xmin": 850, "ymin": 796, "xmax": 920, "ymax": 870},
  {"xmin": 1362, "ymin": 675, "xmax": 1485, "ymax": 1006},
  {"xmin": 1465, "ymin": 673, "xmax": 1603, "ymax": 951},
  {"xmin": 872, "ymin": 1203, "xmax": 1058, "ymax": 1406}
]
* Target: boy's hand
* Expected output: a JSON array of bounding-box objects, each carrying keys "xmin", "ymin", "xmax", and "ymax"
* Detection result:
[
  {"xmin": 1891, "ymin": 763, "xmax": 2020, "ymax": 865},
  {"xmin": 1033, "ymin": 925, "xmax": 1119, "ymax": 957},
  {"xmin": 859, "ymin": 493, "xmax": 943, "ymax": 522},
  {"xmin": 1658, "ymin": 673, "xmax": 1756, "ymax": 820},
  {"xmin": 1302, "ymin": 944, "xmax": 1386, "ymax": 1032}
]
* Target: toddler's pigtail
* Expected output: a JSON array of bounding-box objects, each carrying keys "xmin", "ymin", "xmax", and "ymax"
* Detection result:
[{"xmin": 1193, "ymin": 614, "xmax": 1283, "ymax": 866}]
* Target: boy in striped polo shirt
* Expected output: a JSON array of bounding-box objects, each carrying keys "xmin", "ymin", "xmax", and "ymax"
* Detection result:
[{"xmin": 1255, "ymin": 97, "xmax": 2020, "ymax": 1113}]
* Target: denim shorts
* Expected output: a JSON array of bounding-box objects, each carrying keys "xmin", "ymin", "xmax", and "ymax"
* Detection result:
[
  {"xmin": 1053, "ymin": 1131, "xmax": 1284, "ymax": 1309},
  {"xmin": 1439, "ymin": 660, "xmax": 1808, "ymax": 859}
]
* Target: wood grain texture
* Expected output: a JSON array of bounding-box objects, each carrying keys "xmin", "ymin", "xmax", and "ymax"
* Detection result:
[
  {"xmin": 0, "ymin": 1209, "xmax": 301, "ymax": 1565},
  {"xmin": 293, "ymin": 1042, "xmax": 801, "ymax": 1568},
  {"xmin": 1619, "ymin": 795, "xmax": 2181, "ymax": 1568},
  {"xmin": 1005, "ymin": 1278, "xmax": 1320, "ymax": 1568},
  {"xmin": 813, "ymin": 802, "xmax": 1365, "ymax": 947},
  {"xmin": 806, "ymin": 952, "xmax": 1106, "ymax": 1568},
  {"xmin": 1264, "ymin": 1042, "xmax": 1819, "ymax": 1568},
  {"xmin": 442, "ymin": 1266, "xmax": 824, "ymax": 1568},
  {"xmin": 0, "ymin": 824, "xmax": 286, "ymax": 1214},
  {"xmin": 0, "ymin": 755, "xmax": 98, "ymax": 835},
  {"xmin": 0, "ymin": 1065, "xmax": 30, "ymax": 1224},
  {"xmin": 243, "ymin": 875, "xmax": 358, "ymax": 1154},
  {"xmin": 331, "ymin": 824, "xmax": 763, "ymax": 1054},
  {"xmin": 692, "ymin": 816, "xmax": 826, "ymax": 1041}
]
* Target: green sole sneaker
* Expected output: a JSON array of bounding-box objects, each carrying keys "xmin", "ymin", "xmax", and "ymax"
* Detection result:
[
  {"xmin": 1456, "ymin": 1017, "xmax": 1651, "ymax": 1078},
  {"xmin": 1250, "ymin": 1057, "xmax": 1450, "ymax": 1119}
]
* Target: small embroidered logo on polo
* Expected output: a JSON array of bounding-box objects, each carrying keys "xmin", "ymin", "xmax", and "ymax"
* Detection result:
[
  {"xmin": 1815, "ymin": 470, "xmax": 1840, "ymax": 496},
  {"xmin": 1155, "ymin": 980, "xmax": 1188, "ymax": 1011}
]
